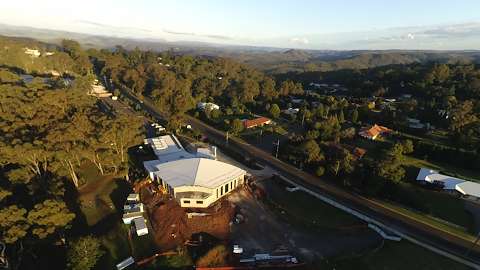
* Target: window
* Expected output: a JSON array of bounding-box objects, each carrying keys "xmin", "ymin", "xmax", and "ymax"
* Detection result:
[
  {"xmin": 221, "ymin": 186, "xmax": 223, "ymax": 195},
  {"xmin": 216, "ymin": 189, "xmax": 219, "ymax": 198},
  {"xmin": 225, "ymin": 183, "xmax": 229, "ymax": 193},
  {"xmin": 196, "ymin": 201, "xmax": 203, "ymax": 204},
  {"xmin": 230, "ymin": 182, "xmax": 233, "ymax": 189},
  {"xmin": 184, "ymin": 200, "xmax": 190, "ymax": 204}
]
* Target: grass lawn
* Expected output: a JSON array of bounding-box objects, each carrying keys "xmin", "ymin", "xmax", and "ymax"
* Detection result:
[
  {"xmin": 374, "ymin": 199, "xmax": 476, "ymax": 242},
  {"xmin": 146, "ymin": 253, "xmax": 193, "ymax": 269},
  {"xmin": 78, "ymin": 177, "xmax": 129, "ymax": 226},
  {"xmin": 387, "ymin": 178, "xmax": 474, "ymax": 232},
  {"xmin": 317, "ymin": 241, "xmax": 471, "ymax": 270},
  {"xmin": 405, "ymin": 156, "xmax": 480, "ymax": 183},
  {"xmin": 265, "ymin": 179, "xmax": 362, "ymax": 231}
]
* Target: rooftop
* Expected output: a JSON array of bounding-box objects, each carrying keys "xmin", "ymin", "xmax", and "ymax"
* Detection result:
[
  {"xmin": 147, "ymin": 158, "xmax": 245, "ymax": 189},
  {"xmin": 144, "ymin": 135, "xmax": 194, "ymax": 163},
  {"xmin": 417, "ymin": 168, "xmax": 480, "ymax": 197}
]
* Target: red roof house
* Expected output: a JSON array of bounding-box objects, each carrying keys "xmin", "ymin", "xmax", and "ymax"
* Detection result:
[{"xmin": 243, "ymin": 117, "xmax": 272, "ymax": 129}]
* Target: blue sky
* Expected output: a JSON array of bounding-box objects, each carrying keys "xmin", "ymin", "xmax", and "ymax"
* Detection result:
[{"xmin": 1, "ymin": 0, "xmax": 480, "ymax": 49}]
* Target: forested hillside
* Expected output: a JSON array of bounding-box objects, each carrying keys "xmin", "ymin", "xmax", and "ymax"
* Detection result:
[{"xmin": 0, "ymin": 38, "xmax": 143, "ymax": 269}]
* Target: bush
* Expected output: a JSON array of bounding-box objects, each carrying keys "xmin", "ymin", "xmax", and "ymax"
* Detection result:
[
  {"xmin": 196, "ymin": 245, "xmax": 229, "ymax": 267},
  {"xmin": 316, "ymin": 166, "xmax": 325, "ymax": 177}
]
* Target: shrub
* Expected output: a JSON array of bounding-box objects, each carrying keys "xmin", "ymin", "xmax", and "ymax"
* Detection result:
[{"xmin": 196, "ymin": 245, "xmax": 229, "ymax": 267}]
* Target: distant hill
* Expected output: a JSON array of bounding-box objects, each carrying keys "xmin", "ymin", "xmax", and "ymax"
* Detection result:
[{"xmin": 1, "ymin": 23, "xmax": 479, "ymax": 74}]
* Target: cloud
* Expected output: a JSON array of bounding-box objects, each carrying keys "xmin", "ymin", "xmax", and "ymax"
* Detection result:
[
  {"xmin": 163, "ymin": 29, "xmax": 232, "ymax": 40},
  {"xmin": 289, "ymin": 37, "xmax": 309, "ymax": 45},
  {"xmin": 74, "ymin": 20, "xmax": 152, "ymax": 33}
]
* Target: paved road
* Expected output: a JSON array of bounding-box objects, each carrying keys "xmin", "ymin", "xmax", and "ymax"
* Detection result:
[{"xmin": 114, "ymin": 83, "xmax": 480, "ymax": 268}]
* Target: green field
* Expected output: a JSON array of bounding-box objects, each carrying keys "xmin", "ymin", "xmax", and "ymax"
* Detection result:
[
  {"xmin": 265, "ymin": 179, "xmax": 363, "ymax": 231},
  {"xmin": 316, "ymin": 241, "xmax": 471, "ymax": 270}
]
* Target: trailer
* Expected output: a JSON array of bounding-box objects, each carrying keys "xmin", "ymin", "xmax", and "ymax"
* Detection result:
[{"xmin": 133, "ymin": 217, "xmax": 149, "ymax": 236}]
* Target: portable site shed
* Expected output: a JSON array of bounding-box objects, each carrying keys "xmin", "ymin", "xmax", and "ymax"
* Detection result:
[
  {"xmin": 127, "ymin": 193, "xmax": 140, "ymax": 203},
  {"xmin": 133, "ymin": 217, "xmax": 149, "ymax": 236},
  {"xmin": 122, "ymin": 212, "xmax": 143, "ymax": 225},
  {"xmin": 116, "ymin": 257, "xmax": 135, "ymax": 270}
]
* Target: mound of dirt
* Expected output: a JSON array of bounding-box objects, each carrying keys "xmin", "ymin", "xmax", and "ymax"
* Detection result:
[{"xmin": 150, "ymin": 199, "xmax": 235, "ymax": 250}]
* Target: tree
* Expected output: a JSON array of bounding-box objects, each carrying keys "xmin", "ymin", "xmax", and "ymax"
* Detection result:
[
  {"xmin": 351, "ymin": 109, "xmax": 359, "ymax": 123},
  {"xmin": 401, "ymin": 140, "xmax": 414, "ymax": 154},
  {"xmin": 27, "ymin": 200, "xmax": 75, "ymax": 239},
  {"xmin": 269, "ymin": 104, "xmax": 281, "ymax": 119},
  {"xmin": 230, "ymin": 119, "xmax": 244, "ymax": 135},
  {"xmin": 299, "ymin": 140, "xmax": 323, "ymax": 164},
  {"xmin": 260, "ymin": 77, "xmax": 277, "ymax": 100},
  {"xmin": 0, "ymin": 205, "xmax": 30, "ymax": 244},
  {"xmin": 449, "ymin": 101, "xmax": 478, "ymax": 132},
  {"xmin": 315, "ymin": 166, "xmax": 325, "ymax": 177},
  {"xmin": 328, "ymin": 148, "xmax": 355, "ymax": 177},
  {"xmin": 338, "ymin": 110, "xmax": 345, "ymax": 123},
  {"xmin": 67, "ymin": 236, "xmax": 105, "ymax": 270}
]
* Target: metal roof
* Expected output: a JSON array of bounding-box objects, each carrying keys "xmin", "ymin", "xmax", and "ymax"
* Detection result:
[{"xmin": 150, "ymin": 158, "xmax": 245, "ymax": 189}]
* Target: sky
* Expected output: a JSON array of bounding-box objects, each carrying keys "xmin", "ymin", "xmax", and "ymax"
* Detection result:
[{"xmin": 1, "ymin": 0, "xmax": 480, "ymax": 50}]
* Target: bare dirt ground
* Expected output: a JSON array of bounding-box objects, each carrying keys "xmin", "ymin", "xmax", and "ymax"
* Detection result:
[
  {"xmin": 149, "ymin": 198, "xmax": 235, "ymax": 251},
  {"xmin": 228, "ymin": 182, "xmax": 382, "ymax": 262}
]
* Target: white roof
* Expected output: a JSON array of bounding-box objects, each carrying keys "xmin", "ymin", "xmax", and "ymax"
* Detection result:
[
  {"xmin": 455, "ymin": 182, "xmax": 480, "ymax": 197},
  {"xmin": 150, "ymin": 158, "xmax": 245, "ymax": 189},
  {"xmin": 417, "ymin": 168, "xmax": 480, "ymax": 197},
  {"xmin": 416, "ymin": 168, "xmax": 438, "ymax": 181},
  {"xmin": 417, "ymin": 168, "xmax": 465, "ymax": 189},
  {"xmin": 144, "ymin": 135, "xmax": 193, "ymax": 162}
]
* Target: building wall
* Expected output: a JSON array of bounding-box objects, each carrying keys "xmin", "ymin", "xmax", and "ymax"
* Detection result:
[{"xmin": 176, "ymin": 174, "xmax": 245, "ymax": 208}]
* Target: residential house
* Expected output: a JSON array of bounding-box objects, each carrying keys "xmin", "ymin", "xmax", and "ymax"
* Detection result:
[
  {"xmin": 358, "ymin": 124, "xmax": 392, "ymax": 140},
  {"xmin": 243, "ymin": 117, "xmax": 272, "ymax": 129}
]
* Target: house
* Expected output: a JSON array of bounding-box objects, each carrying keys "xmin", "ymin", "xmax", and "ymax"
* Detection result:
[
  {"xmin": 406, "ymin": 118, "xmax": 425, "ymax": 129},
  {"xmin": 358, "ymin": 124, "xmax": 392, "ymax": 140},
  {"xmin": 243, "ymin": 117, "xmax": 272, "ymax": 129},
  {"xmin": 144, "ymin": 158, "xmax": 246, "ymax": 208},
  {"xmin": 44, "ymin": 52, "xmax": 55, "ymax": 56},
  {"xmin": 353, "ymin": 147, "xmax": 367, "ymax": 160},
  {"xmin": 89, "ymin": 83, "xmax": 112, "ymax": 98},
  {"xmin": 197, "ymin": 102, "xmax": 220, "ymax": 111},
  {"xmin": 282, "ymin": 108, "xmax": 300, "ymax": 116},
  {"xmin": 24, "ymin": 48, "xmax": 40, "ymax": 57},
  {"xmin": 133, "ymin": 217, "xmax": 149, "ymax": 236},
  {"xmin": 416, "ymin": 168, "xmax": 480, "ymax": 199}
]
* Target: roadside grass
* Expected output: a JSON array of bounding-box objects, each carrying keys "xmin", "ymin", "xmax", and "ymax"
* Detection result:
[
  {"xmin": 372, "ymin": 199, "xmax": 476, "ymax": 242},
  {"xmin": 392, "ymin": 180, "xmax": 474, "ymax": 232},
  {"xmin": 316, "ymin": 241, "xmax": 471, "ymax": 270},
  {"xmin": 265, "ymin": 179, "xmax": 362, "ymax": 231}
]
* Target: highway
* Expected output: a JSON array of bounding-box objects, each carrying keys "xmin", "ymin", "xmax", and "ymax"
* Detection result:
[{"xmin": 113, "ymin": 83, "xmax": 480, "ymax": 268}]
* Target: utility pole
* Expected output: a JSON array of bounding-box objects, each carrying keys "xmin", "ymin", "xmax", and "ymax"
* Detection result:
[{"xmin": 274, "ymin": 139, "xmax": 280, "ymax": 158}]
